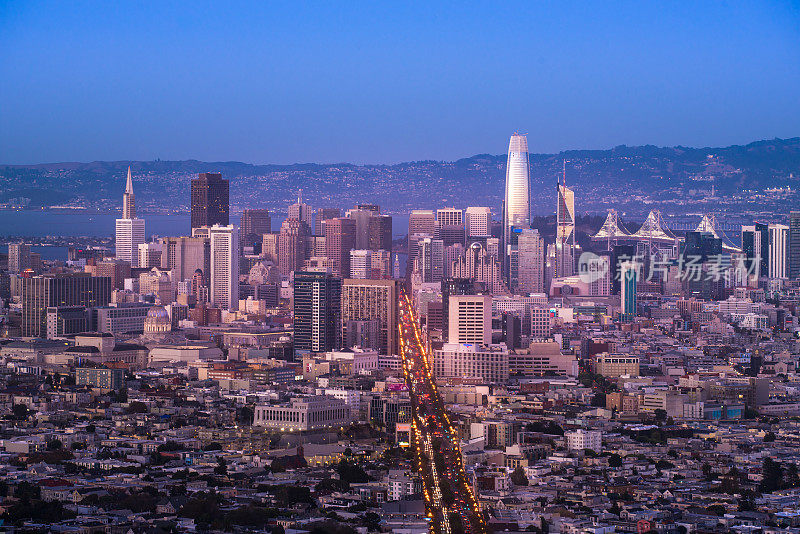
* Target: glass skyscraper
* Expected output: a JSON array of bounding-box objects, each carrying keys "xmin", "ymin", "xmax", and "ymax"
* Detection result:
[{"xmin": 502, "ymin": 134, "xmax": 530, "ymax": 283}]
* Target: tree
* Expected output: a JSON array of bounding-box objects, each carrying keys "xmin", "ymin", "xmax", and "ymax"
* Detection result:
[
  {"xmin": 11, "ymin": 404, "xmax": 29, "ymax": 420},
  {"xmin": 510, "ymin": 466, "xmax": 529, "ymax": 486},
  {"xmin": 608, "ymin": 454, "xmax": 623, "ymax": 468},
  {"xmin": 654, "ymin": 408, "xmax": 667, "ymax": 422},
  {"xmin": 127, "ymin": 401, "xmax": 148, "ymax": 414},
  {"xmin": 214, "ymin": 456, "xmax": 228, "ymax": 476},
  {"xmin": 46, "ymin": 439, "xmax": 63, "ymax": 451},
  {"xmin": 760, "ymin": 458, "xmax": 783, "ymax": 493},
  {"xmin": 764, "ymin": 431, "xmax": 776, "ymax": 442}
]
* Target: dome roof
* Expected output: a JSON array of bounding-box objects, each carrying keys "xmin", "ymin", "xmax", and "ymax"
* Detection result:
[{"xmin": 147, "ymin": 306, "xmax": 169, "ymax": 319}]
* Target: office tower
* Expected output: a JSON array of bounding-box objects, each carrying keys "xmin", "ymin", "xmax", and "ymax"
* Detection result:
[
  {"xmin": 368, "ymin": 215, "xmax": 392, "ymax": 251},
  {"xmin": 556, "ymin": 175, "xmax": 576, "ymax": 278},
  {"xmin": 611, "ymin": 244, "xmax": 636, "ymax": 295},
  {"xmin": 517, "ymin": 228, "xmax": 545, "ymax": 293},
  {"xmin": 444, "ymin": 244, "xmax": 465, "ymax": 279},
  {"xmin": 450, "ymin": 243, "xmax": 502, "ymax": 294},
  {"xmin": 768, "ymin": 224, "xmax": 789, "ymax": 279},
  {"xmin": 448, "ymin": 294, "xmax": 491, "ymax": 345},
  {"xmin": 502, "ymin": 134, "xmax": 531, "ymax": 281},
  {"xmin": 589, "ymin": 253, "xmax": 611, "ymax": 297},
  {"xmin": 8, "ymin": 243, "xmax": 31, "ymax": 274},
  {"xmin": 191, "ymin": 172, "xmax": 229, "ymax": 231},
  {"xmin": 278, "ymin": 219, "xmax": 310, "ymax": 276},
  {"xmin": 240, "ymin": 209, "xmax": 271, "ymax": 248},
  {"xmin": 742, "ymin": 223, "xmax": 769, "ymax": 279},
  {"xmin": 341, "ymin": 278, "xmax": 399, "ymax": 355},
  {"xmin": 416, "ymin": 237, "xmax": 444, "ymax": 283},
  {"xmin": 115, "ymin": 167, "xmax": 145, "ymax": 268},
  {"xmin": 408, "ymin": 210, "xmax": 436, "ymax": 265},
  {"xmin": 442, "ymin": 278, "xmax": 483, "ymax": 343},
  {"xmin": 293, "ymin": 271, "xmax": 341, "ymax": 355},
  {"xmin": 22, "ymin": 273, "xmax": 112, "ymax": 337},
  {"xmin": 350, "ymin": 249, "xmax": 372, "ymax": 279},
  {"xmin": 288, "ymin": 192, "xmax": 313, "ymax": 228},
  {"xmin": 122, "ymin": 166, "xmax": 135, "ymax": 219},
  {"xmin": 465, "ymin": 207, "xmax": 491, "ymax": 239},
  {"xmin": 436, "ymin": 208, "xmax": 463, "ymax": 227},
  {"xmin": 683, "ymin": 231, "xmax": 723, "ymax": 262},
  {"xmin": 620, "ymin": 261, "xmax": 638, "ymax": 321},
  {"xmin": 159, "ymin": 236, "xmax": 211, "ymax": 282},
  {"xmin": 315, "ymin": 208, "xmax": 341, "ymax": 236},
  {"xmin": 138, "ymin": 242, "xmax": 163, "ymax": 269},
  {"xmin": 209, "ymin": 225, "xmax": 239, "ymax": 310},
  {"xmin": 97, "ymin": 259, "xmax": 131, "ymax": 290},
  {"xmin": 261, "ymin": 233, "xmax": 279, "ymax": 263},
  {"xmin": 371, "ymin": 249, "xmax": 392, "ymax": 279},
  {"xmin": 325, "ymin": 217, "xmax": 356, "ymax": 277},
  {"xmin": 115, "ymin": 218, "xmax": 145, "ymax": 268},
  {"xmin": 309, "ymin": 235, "xmax": 327, "ymax": 257},
  {"xmin": 346, "ymin": 205, "xmax": 380, "ymax": 249},
  {"xmin": 791, "ymin": 211, "xmax": 800, "ymax": 279}
]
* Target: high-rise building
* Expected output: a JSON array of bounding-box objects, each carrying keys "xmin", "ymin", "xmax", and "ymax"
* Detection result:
[
  {"xmin": 138, "ymin": 242, "xmax": 163, "ymax": 269},
  {"xmin": 293, "ymin": 271, "xmax": 341, "ymax": 355},
  {"xmin": 209, "ymin": 225, "xmax": 239, "ymax": 310},
  {"xmin": 436, "ymin": 208, "xmax": 463, "ymax": 227},
  {"xmin": 350, "ymin": 250, "xmax": 372, "ymax": 279},
  {"xmin": 346, "ymin": 205, "xmax": 380, "ymax": 250},
  {"xmin": 441, "ymin": 278, "xmax": 484, "ymax": 343},
  {"xmin": 325, "ymin": 217, "xmax": 357, "ymax": 277},
  {"xmin": 278, "ymin": 219, "xmax": 310, "ymax": 276},
  {"xmin": 465, "ymin": 207, "xmax": 491, "ymax": 239},
  {"xmin": 240, "ymin": 209, "xmax": 271, "ymax": 248},
  {"xmin": 288, "ymin": 192, "xmax": 313, "ymax": 228},
  {"xmin": 620, "ymin": 261, "xmax": 638, "ymax": 321},
  {"xmin": 556, "ymin": 179, "xmax": 576, "ymax": 278},
  {"xmin": 791, "ymin": 211, "xmax": 800, "ymax": 280},
  {"xmin": 22, "ymin": 273, "xmax": 112, "ymax": 337},
  {"xmin": 517, "ymin": 228, "xmax": 545, "ymax": 293},
  {"xmin": 341, "ymin": 278, "xmax": 399, "ymax": 355},
  {"xmin": 611, "ymin": 244, "xmax": 636, "ymax": 295},
  {"xmin": 159, "ymin": 236, "xmax": 211, "ymax": 283},
  {"xmin": 742, "ymin": 223, "xmax": 769, "ymax": 279},
  {"xmin": 97, "ymin": 259, "xmax": 132, "ymax": 290},
  {"xmin": 115, "ymin": 167, "xmax": 145, "ymax": 268},
  {"xmin": 502, "ymin": 134, "xmax": 531, "ymax": 282},
  {"xmin": 8, "ymin": 243, "xmax": 31, "ymax": 274},
  {"xmin": 122, "ymin": 167, "xmax": 136, "ymax": 219},
  {"xmin": 368, "ymin": 215, "xmax": 392, "ymax": 251},
  {"xmin": 315, "ymin": 208, "xmax": 342, "ymax": 237},
  {"xmin": 450, "ymin": 243, "xmax": 502, "ymax": 294},
  {"xmin": 115, "ymin": 218, "xmax": 145, "ymax": 268},
  {"xmin": 768, "ymin": 224, "xmax": 789, "ymax": 279},
  {"xmin": 408, "ymin": 210, "xmax": 436, "ymax": 266},
  {"xmin": 436, "ymin": 208, "xmax": 465, "ymax": 247},
  {"xmin": 448, "ymin": 294, "xmax": 491, "ymax": 345},
  {"xmin": 416, "ymin": 237, "xmax": 444, "ymax": 283},
  {"xmin": 191, "ymin": 173, "xmax": 229, "ymax": 231}
]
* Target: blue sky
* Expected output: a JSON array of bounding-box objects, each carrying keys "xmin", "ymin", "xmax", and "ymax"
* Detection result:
[{"xmin": 1, "ymin": 1, "xmax": 799, "ymax": 164}]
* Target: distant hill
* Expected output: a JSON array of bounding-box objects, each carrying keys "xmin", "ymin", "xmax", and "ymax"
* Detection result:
[{"xmin": 1, "ymin": 137, "xmax": 798, "ymax": 218}]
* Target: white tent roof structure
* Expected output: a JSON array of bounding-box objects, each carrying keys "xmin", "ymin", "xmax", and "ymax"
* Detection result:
[{"xmin": 631, "ymin": 210, "xmax": 676, "ymax": 243}]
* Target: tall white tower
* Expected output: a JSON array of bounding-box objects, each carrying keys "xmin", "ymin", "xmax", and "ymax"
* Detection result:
[
  {"xmin": 210, "ymin": 224, "xmax": 240, "ymax": 310},
  {"xmin": 502, "ymin": 134, "xmax": 531, "ymax": 285},
  {"xmin": 116, "ymin": 167, "xmax": 145, "ymax": 267}
]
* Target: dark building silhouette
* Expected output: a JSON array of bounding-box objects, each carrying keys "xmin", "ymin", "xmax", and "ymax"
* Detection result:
[
  {"xmin": 314, "ymin": 208, "xmax": 342, "ymax": 237},
  {"xmin": 191, "ymin": 173, "xmax": 229, "ymax": 231},
  {"xmin": 240, "ymin": 209, "xmax": 271, "ymax": 249},
  {"xmin": 293, "ymin": 271, "xmax": 341, "ymax": 357},
  {"xmin": 368, "ymin": 215, "xmax": 393, "ymax": 251},
  {"xmin": 790, "ymin": 211, "xmax": 800, "ymax": 280},
  {"xmin": 22, "ymin": 273, "xmax": 112, "ymax": 337}
]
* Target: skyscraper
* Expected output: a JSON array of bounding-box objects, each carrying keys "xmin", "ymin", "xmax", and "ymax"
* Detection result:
[
  {"xmin": 240, "ymin": 209, "xmax": 271, "ymax": 248},
  {"xmin": 346, "ymin": 205, "xmax": 380, "ymax": 250},
  {"xmin": 159, "ymin": 236, "xmax": 211, "ymax": 283},
  {"xmin": 350, "ymin": 249, "xmax": 372, "ymax": 279},
  {"xmin": 416, "ymin": 237, "xmax": 444, "ymax": 283},
  {"xmin": 620, "ymin": 261, "xmax": 638, "ymax": 321},
  {"xmin": 293, "ymin": 271, "xmax": 341, "ymax": 355},
  {"xmin": 315, "ymin": 208, "xmax": 342, "ymax": 237},
  {"xmin": 447, "ymin": 294, "xmax": 491, "ymax": 345},
  {"xmin": 465, "ymin": 207, "xmax": 491, "ymax": 239},
  {"xmin": 209, "ymin": 225, "xmax": 239, "ymax": 310},
  {"xmin": 341, "ymin": 278, "xmax": 399, "ymax": 355},
  {"xmin": 768, "ymin": 224, "xmax": 789, "ymax": 279},
  {"xmin": 742, "ymin": 223, "xmax": 769, "ymax": 279},
  {"xmin": 288, "ymin": 191, "xmax": 313, "ymax": 228},
  {"xmin": 502, "ymin": 134, "xmax": 531, "ymax": 283},
  {"xmin": 22, "ymin": 273, "xmax": 112, "ymax": 337},
  {"xmin": 408, "ymin": 210, "xmax": 436, "ymax": 266},
  {"xmin": 325, "ymin": 217, "xmax": 357, "ymax": 277},
  {"xmin": 368, "ymin": 215, "xmax": 392, "ymax": 251},
  {"xmin": 556, "ymin": 175, "xmax": 576, "ymax": 278},
  {"xmin": 790, "ymin": 211, "xmax": 800, "ymax": 280},
  {"xmin": 122, "ymin": 166, "xmax": 136, "ymax": 219},
  {"xmin": 441, "ymin": 278, "xmax": 484, "ymax": 343},
  {"xmin": 8, "ymin": 243, "xmax": 31, "ymax": 274},
  {"xmin": 517, "ymin": 228, "xmax": 545, "ymax": 293},
  {"xmin": 191, "ymin": 173, "xmax": 229, "ymax": 231},
  {"xmin": 278, "ymin": 219, "xmax": 310, "ymax": 276}
]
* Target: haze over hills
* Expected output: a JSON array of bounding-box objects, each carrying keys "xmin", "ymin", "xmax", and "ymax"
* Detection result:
[{"xmin": 1, "ymin": 137, "xmax": 798, "ymax": 221}]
